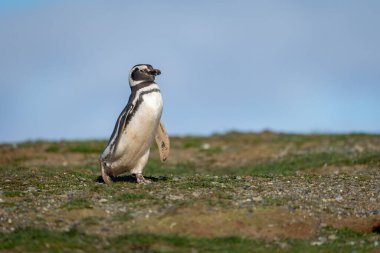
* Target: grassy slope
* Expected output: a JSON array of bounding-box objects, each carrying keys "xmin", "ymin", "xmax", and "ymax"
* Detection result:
[{"xmin": 0, "ymin": 132, "xmax": 380, "ymax": 252}]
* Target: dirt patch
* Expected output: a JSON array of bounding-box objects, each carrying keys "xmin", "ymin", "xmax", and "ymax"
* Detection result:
[
  {"xmin": 63, "ymin": 208, "xmax": 107, "ymax": 221},
  {"xmin": 0, "ymin": 143, "xmax": 97, "ymax": 168},
  {"xmin": 132, "ymin": 205, "xmax": 318, "ymax": 240},
  {"xmin": 324, "ymin": 214, "xmax": 380, "ymax": 233}
]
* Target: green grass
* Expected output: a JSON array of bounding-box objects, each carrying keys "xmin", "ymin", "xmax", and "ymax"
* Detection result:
[
  {"xmin": 81, "ymin": 216, "xmax": 102, "ymax": 226},
  {"xmin": 144, "ymin": 150, "xmax": 380, "ymax": 177},
  {"xmin": 262, "ymin": 196, "xmax": 286, "ymax": 206},
  {"xmin": 181, "ymin": 136, "xmax": 203, "ymax": 149},
  {"xmin": 201, "ymin": 146, "xmax": 223, "ymax": 154},
  {"xmin": 66, "ymin": 141, "xmax": 105, "ymax": 153},
  {"xmin": 0, "ymin": 228, "xmax": 98, "ymax": 252},
  {"xmin": 61, "ymin": 198, "xmax": 93, "ymax": 210},
  {"xmin": 335, "ymin": 227, "xmax": 367, "ymax": 238},
  {"xmin": 3, "ymin": 191, "xmax": 24, "ymax": 197},
  {"xmin": 116, "ymin": 192, "xmax": 151, "ymax": 202},
  {"xmin": 145, "ymin": 150, "xmax": 380, "ymax": 178},
  {"xmin": 41, "ymin": 140, "xmax": 107, "ymax": 154},
  {"xmin": 114, "ymin": 212, "xmax": 133, "ymax": 222},
  {"xmin": 0, "ymin": 202, "xmax": 16, "ymax": 207},
  {"xmin": 0, "ymin": 228, "xmax": 378, "ymax": 253},
  {"xmin": 144, "ymin": 158, "xmax": 196, "ymax": 176},
  {"xmin": 227, "ymin": 152, "xmax": 380, "ymax": 176},
  {"xmin": 45, "ymin": 143, "xmax": 60, "ymax": 153}
]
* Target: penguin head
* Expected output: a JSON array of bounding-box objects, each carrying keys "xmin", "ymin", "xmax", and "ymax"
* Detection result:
[{"xmin": 129, "ymin": 64, "xmax": 161, "ymax": 87}]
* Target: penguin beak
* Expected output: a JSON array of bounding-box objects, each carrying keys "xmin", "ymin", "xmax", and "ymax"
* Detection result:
[{"xmin": 149, "ymin": 69, "xmax": 161, "ymax": 76}]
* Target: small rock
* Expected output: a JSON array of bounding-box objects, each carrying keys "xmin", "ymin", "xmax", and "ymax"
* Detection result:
[
  {"xmin": 101, "ymin": 227, "xmax": 110, "ymax": 232},
  {"xmin": 168, "ymin": 194, "xmax": 184, "ymax": 201},
  {"xmin": 201, "ymin": 143, "xmax": 210, "ymax": 150},
  {"xmin": 252, "ymin": 196, "xmax": 263, "ymax": 202},
  {"xmin": 354, "ymin": 145, "xmax": 364, "ymax": 152},
  {"xmin": 335, "ymin": 195, "xmax": 343, "ymax": 202},
  {"xmin": 99, "ymin": 198, "xmax": 108, "ymax": 203},
  {"xmin": 328, "ymin": 234, "xmax": 337, "ymax": 240},
  {"xmin": 243, "ymin": 185, "xmax": 251, "ymax": 190},
  {"xmin": 243, "ymin": 176, "xmax": 253, "ymax": 181},
  {"xmin": 192, "ymin": 192, "xmax": 200, "ymax": 198}
]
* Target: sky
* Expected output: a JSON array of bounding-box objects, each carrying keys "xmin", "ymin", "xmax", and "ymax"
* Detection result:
[{"xmin": 1, "ymin": 0, "xmax": 379, "ymax": 142}]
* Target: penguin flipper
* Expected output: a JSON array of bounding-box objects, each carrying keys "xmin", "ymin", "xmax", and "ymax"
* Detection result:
[{"xmin": 155, "ymin": 122, "xmax": 170, "ymax": 162}]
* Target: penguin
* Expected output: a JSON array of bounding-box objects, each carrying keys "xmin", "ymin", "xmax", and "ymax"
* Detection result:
[{"xmin": 100, "ymin": 64, "xmax": 170, "ymax": 184}]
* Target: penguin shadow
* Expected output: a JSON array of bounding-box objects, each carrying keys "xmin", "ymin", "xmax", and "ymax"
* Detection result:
[{"xmin": 96, "ymin": 174, "xmax": 168, "ymax": 184}]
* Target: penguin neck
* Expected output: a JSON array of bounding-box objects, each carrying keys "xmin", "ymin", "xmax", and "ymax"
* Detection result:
[{"xmin": 130, "ymin": 81, "xmax": 155, "ymax": 93}]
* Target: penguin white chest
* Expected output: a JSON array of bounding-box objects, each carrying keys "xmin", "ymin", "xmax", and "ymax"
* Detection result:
[{"xmin": 115, "ymin": 91, "xmax": 163, "ymax": 167}]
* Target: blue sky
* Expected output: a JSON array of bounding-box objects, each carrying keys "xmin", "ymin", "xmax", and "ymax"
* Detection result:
[{"xmin": 1, "ymin": 1, "xmax": 379, "ymax": 142}]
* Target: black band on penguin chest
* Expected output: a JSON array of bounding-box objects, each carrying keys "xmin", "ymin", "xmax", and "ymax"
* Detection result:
[
  {"xmin": 131, "ymin": 81, "xmax": 155, "ymax": 93},
  {"xmin": 121, "ymin": 88, "xmax": 161, "ymax": 131},
  {"xmin": 107, "ymin": 83, "xmax": 160, "ymax": 156}
]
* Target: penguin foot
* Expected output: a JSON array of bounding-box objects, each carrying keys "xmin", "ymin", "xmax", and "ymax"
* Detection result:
[
  {"xmin": 135, "ymin": 173, "xmax": 151, "ymax": 184},
  {"xmin": 100, "ymin": 161, "xmax": 113, "ymax": 184}
]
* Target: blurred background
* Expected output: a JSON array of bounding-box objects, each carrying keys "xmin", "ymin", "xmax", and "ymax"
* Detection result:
[{"xmin": 1, "ymin": 0, "xmax": 379, "ymax": 143}]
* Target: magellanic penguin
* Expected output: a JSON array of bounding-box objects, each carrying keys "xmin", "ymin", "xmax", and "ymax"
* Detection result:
[{"xmin": 100, "ymin": 64, "xmax": 170, "ymax": 184}]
